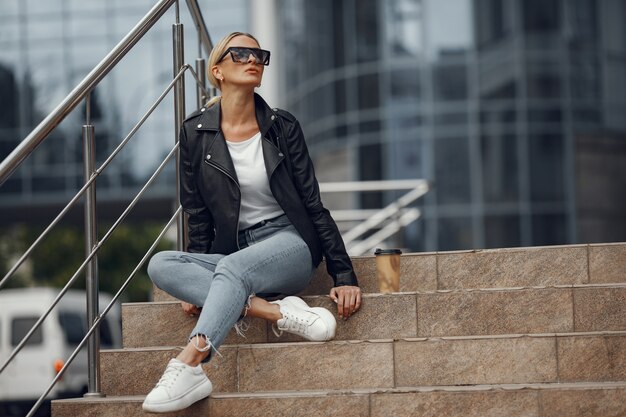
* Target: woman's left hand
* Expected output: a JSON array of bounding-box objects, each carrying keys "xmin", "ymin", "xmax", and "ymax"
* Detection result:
[{"xmin": 329, "ymin": 285, "xmax": 361, "ymax": 320}]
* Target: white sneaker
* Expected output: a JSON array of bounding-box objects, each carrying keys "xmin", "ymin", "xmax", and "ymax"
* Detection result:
[
  {"xmin": 271, "ymin": 296, "xmax": 337, "ymax": 341},
  {"xmin": 142, "ymin": 358, "xmax": 212, "ymax": 413}
]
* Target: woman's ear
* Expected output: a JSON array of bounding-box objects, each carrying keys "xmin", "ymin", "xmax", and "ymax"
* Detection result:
[{"xmin": 211, "ymin": 66, "xmax": 222, "ymax": 81}]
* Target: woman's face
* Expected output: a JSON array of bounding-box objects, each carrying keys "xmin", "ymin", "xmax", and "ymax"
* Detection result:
[{"xmin": 215, "ymin": 35, "xmax": 265, "ymax": 89}]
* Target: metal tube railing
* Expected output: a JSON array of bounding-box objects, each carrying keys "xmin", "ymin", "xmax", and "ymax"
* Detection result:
[
  {"xmin": 0, "ymin": 0, "xmax": 177, "ymax": 186},
  {"xmin": 0, "ymin": 0, "xmax": 215, "ymax": 414},
  {"xmin": 0, "ymin": 65, "xmax": 191, "ymax": 290},
  {"xmin": 82, "ymin": 106, "xmax": 101, "ymax": 396},
  {"xmin": 173, "ymin": 15, "xmax": 186, "ymax": 251},
  {"xmin": 26, "ymin": 206, "xmax": 183, "ymax": 417}
]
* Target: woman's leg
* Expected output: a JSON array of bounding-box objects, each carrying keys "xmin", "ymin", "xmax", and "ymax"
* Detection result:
[
  {"xmin": 178, "ymin": 225, "xmax": 314, "ymax": 365},
  {"xmin": 147, "ymin": 251, "xmax": 225, "ymax": 307}
]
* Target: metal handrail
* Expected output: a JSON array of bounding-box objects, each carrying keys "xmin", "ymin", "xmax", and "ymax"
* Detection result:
[
  {"xmin": 319, "ymin": 179, "xmax": 430, "ymax": 255},
  {"xmin": 186, "ymin": 0, "xmax": 214, "ymax": 54},
  {"xmin": 26, "ymin": 206, "xmax": 183, "ymax": 417},
  {"xmin": 0, "ymin": 0, "xmax": 213, "ymax": 186},
  {"xmin": 0, "ymin": 0, "xmax": 216, "ymax": 412},
  {"xmin": 0, "ymin": 140, "xmax": 180, "ymax": 375},
  {"xmin": 0, "ymin": 65, "xmax": 192, "ymax": 290},
  {"xmin": 0, "ymin": 0, "xmax": 177, "ymax": 186}
]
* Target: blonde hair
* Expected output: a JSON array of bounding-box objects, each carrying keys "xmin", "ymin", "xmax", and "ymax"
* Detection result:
[{"xmin": 205, "ymin": 31, "xmax": 262, "ymax": 108}]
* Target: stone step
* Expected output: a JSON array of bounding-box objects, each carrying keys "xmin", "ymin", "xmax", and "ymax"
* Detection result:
[
  {"xmin": 124, "ymin": 286, "xmax": 626, "ymax": 348},
  {"xmin": 100, "ymin": 332, "xmax": 626, "ymax": 396},
  {"xmin": 152, "ymin": 242, "xmax": 626, "ymax": 301},
  {"xmin": 53, "ymin": 382, "xmax": 626, "ymax": 417}
]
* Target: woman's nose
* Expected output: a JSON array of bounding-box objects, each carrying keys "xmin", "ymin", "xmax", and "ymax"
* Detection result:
[{"xmin": 247, "ymin": 54, "xmax": 258, "ymax": 64}]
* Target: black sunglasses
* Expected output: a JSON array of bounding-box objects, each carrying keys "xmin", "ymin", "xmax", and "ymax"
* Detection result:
[{"xmin": 218, "ymin": 47, "xmax": 271, "ymax": 66}]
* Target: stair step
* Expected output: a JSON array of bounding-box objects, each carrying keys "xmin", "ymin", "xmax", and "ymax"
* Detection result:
[
  {"xmin": 53, "ymin": 383, "xmax": 626, "ymax": 417},
  {"xmin": 101, "ymin": 332, "xmax": 626, "ymax": 396},
  {"xmin": 152, "ymin": 243, "xmax": 626, "ymax": 301},
  {"xmin": 125, "ymin": 286, "xmax": 626, "ymax": 348}
]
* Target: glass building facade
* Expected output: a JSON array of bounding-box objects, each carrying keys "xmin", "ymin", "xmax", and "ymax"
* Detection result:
[
  {"xmin": 278, "ymin": 0, "xmax": 626, "ymax": 251},
  {"xmin": 0, "ymin": 0, "xmax": 248, "ymax": 223}
]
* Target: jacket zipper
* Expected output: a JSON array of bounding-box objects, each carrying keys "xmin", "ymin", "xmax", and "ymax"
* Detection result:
[{"xmin": 204, "ymin": 159, "xmax": 242, "ymax": 250}]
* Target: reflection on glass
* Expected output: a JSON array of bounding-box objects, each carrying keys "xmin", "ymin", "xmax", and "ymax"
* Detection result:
[
  {"xmin": 434, "ymin": 136, "xmax": 471, "ymax": 204},
  {"xmin": 481, "ymin": 134, "xmax": 518, "ymax": 203},
  {"xmin": 485, "ymin": 215, "xmax": 520, "ymax": 248},
  {"xmin": 438, "ymin": 216, "xmax": 473, "ymax": 251},
  {"xmin": 425, "ymin": 0, "xmax": 473, "ymax": 60},
  {"xmin": 529, "ymin": 134, "xmax": 564, "ymax": 202},
  {"xmin": 434, "ymin": 63, "xmax": 467, "ymax": 101},
  {"xmin": 386, "ymin": 0, "xmax": 422, "ymax": 57},
  {"xmin": 532, "ymin": 213, "xmax": 567, "ymax": 245}
]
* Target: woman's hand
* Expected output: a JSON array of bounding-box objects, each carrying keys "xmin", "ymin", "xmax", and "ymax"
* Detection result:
[
  {"xmin": 181, "ymin": 301, "xmax": 201, "ymax": 317},
  {"xmin": 329, "ymin": 285, "xmax": 361, "ymax": 320}
]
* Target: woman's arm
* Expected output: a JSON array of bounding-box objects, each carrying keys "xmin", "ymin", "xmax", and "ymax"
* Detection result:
[
  {"xmin": 179, "ymin": 125, "xmax": 215, "ymax": 253},
  {"xmin": 283, "ymin": 119, "xmax": 358, "ymax": 287}
]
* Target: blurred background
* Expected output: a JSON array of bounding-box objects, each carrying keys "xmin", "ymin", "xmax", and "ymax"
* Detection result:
[{"xmin": 0, "ymin": 0, "xmax": 625, "ymax": 300}]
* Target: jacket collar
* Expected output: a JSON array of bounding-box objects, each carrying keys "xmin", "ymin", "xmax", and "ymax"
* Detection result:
[
  {"xmin": 195, "ymin": 92, "xmax": 277, "ymax": 138},
  {"xmin": 197, "ymin": 93, "xmax": 284, "ymax": 183}
]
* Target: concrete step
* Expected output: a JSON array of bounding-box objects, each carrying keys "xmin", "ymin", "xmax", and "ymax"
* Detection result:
[
  {"xmin": 152, "ymin": 242, "xmax": 626, "ymax": 301},
  {"xmin": 124, "ymin": 286, "xmax": 626, "ymax": 348},
  {"xmin": 100, "ymin": 332, "xmax": 626, "ymax": 396},
  {"xmin": 53, "ymin": 382, "xmax": 626, "ymax": 417}
]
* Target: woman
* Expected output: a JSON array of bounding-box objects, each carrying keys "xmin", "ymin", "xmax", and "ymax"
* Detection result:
[{"xmin": 142, "ymin": 32, "xmax": 361, "ymax": 413}]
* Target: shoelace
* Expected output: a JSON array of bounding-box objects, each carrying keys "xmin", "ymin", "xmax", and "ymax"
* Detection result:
[
  {"xmin": 272, "ymin": 310, "xmax": 312, "ymax": 338},
  {"xmin": 155, "ymin": 361, "xmax": 185, "ymax": 389}
]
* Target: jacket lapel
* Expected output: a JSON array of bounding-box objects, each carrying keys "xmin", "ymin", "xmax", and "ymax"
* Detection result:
[{"xmin": 193, "ymin": 93, "xmax": 283, "ymax": 182}]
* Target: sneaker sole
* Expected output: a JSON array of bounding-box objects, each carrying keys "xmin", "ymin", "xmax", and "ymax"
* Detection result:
[
  {"xmin": 142, "ymin": 377, "xmax": 212, "ymax": 413},
  {"xmin": 282, "ymin": 296, "xmax": 337, "ymax": 341}
]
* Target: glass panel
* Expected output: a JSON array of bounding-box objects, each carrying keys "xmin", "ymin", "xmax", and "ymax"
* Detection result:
[
  {"xmin": 358, "ymin": 73, "xmax": 380, "ymax": 109},
  {"xmin": 485, "ymin": 215, "xmax": 520, "ymax": 248},
  {"xmin": 11, "ymin": 317, "xmax": 43, "ymax": 346},
  {"xmin": 390, "ymin": 68, "xmax": 421, "ymax": 101},
  {"xmin": 526, "ymin": 61, "xmax": 561, "ymax": 99},
  {"xmin": 532, "ymin": 213, "xmax": 567, "ymax": 245},
  {"xmin": 435, "ymin": 136, "xmax": 471, "ymax": 204},
  {"xmin": 481, "ymin": 134, "xmax": 519, "ymax": 203},
  {"xmin": 476, "ymin": 0, "xmax": 512, "ymax": 48},
  {"xmin": 355, "ymin": 0, "xmax": 380, "ymax": 63},
  {"xmin": 523, "ymin": 0, "xmax": 561, "ymax": 33},
  {"xmin": 425, "ymin": 0, "xmax": 473, "ymax": 60},
  {"xmin": 529, "ymin": 134, "xmax": 564, "ymax": 202},
  {"xmin": 433, "ymin": 63, "xmax": 468, "ymax": 101},
  {"xmin": 438, "ymin": 216, "xmax": 473, "ymax": 251},
  {"xmin": 385, "ymin": 0, "xmax": 423, "ymax": 58}
]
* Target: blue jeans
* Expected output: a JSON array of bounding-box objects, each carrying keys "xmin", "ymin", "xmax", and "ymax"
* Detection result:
[{"xmin": 147, "ymin": 214, "xmax": 314, "ymax": 358}]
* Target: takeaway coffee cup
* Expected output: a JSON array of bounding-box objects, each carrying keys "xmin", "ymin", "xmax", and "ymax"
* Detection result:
[{"xmin": 374, "ymin": 248, "xmax": 402, "ymax": 293}]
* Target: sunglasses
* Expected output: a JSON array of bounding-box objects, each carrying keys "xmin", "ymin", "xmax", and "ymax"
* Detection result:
[{"xmin": 218, "ymin": 47, "xmax": 271, "ymax": 66}]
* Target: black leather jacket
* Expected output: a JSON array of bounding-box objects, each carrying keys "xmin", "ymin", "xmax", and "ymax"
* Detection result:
[{"xmin": 179, "ymin": 93, "xmax": 358, "ymax": 287}]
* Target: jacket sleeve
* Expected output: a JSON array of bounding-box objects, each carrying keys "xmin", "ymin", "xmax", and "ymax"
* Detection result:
[
  {"xmin": 179, "ymin": 125, "xmax": 214, "ymax": 253},
  {"xmin": 284, "ymin": 119, "xmax": 358, "ymax": 287}
]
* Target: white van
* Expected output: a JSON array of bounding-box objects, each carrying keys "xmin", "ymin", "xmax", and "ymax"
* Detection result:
[{"xmin": 0, "ymin": 288, "xmax": 121, "ymax": 416}]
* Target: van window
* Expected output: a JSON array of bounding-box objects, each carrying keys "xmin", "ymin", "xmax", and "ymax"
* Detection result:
[
  {"xmin": 58, "ymin": 312, "xmax": 86, "ymax": 346},
  {"xmin": 11, "ymin": 317, "xmax": 43, "ymax": 346},
  {"xmin": 58, "ymin": 312, "xmax": 116, "ymax": 347}
]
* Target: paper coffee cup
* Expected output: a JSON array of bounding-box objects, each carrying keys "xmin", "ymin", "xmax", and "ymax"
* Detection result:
[{"xmin": 374, "ymin": 248, "xmax": 402, "ymax": 293}]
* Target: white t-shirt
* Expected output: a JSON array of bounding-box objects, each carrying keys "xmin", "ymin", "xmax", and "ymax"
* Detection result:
[{"xmin": 226, "ymin": 131, "xmax": 284, "ymax": 230}]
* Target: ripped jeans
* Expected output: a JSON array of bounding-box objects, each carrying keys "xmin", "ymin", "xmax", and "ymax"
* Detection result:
[{"xmin": 147, "ymin": 214, "xmax": 314, "ymax": 360}]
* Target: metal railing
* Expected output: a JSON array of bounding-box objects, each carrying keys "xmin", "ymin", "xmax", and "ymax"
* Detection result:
[
  {"xmin": 0, "ymin": 1, "xmax": 213, "ymax": 416},
  {"xmin": 319, "ymin": 180, "xmax": 429, "ymax": 255}
]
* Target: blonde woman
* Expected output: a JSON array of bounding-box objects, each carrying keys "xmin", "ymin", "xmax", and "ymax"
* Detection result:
[{"xmin": 142, "ymin": 32, "xmax": 361, "ymax": 413}]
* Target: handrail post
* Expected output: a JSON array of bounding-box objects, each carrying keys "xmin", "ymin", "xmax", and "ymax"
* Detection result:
[
  {"xmin": 195, "ymin": 58, "xmax": 206, "ymax": 109},
  {"xmin": 82, "ymin": 94, "xmax": 103, "ymax": 398},
  {"xmin": 173, "ymin": 2, "xmax": 186, "ymax": 251}
]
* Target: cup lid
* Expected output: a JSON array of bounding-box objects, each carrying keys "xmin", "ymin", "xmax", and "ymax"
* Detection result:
[{"xmin": 374, "ymin": 248, "xmax": 402, "ymax": 255}]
